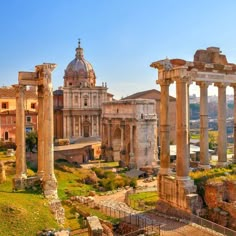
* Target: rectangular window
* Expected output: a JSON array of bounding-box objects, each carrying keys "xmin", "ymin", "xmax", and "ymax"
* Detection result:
[
  {"xmin": 31, "ymin": 103, "xmax": 36, "ymax": 109},
  {"xmin": 2, "ymin": 102, "xmax": 8, "ymax": 109},
  {"xmin": 26, "ymin": 116, "xmax": 31, "ymax": 123}
]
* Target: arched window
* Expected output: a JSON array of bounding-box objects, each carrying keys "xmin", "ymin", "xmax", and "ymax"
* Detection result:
[{"xmin": 84, "ymin": 98, "xmax": 88, "ymax": 107}]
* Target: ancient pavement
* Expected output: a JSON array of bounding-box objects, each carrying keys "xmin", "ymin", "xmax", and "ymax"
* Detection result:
[{"xmin": 94, "ymin": 180, "xmax": 220, "ymax": 236}]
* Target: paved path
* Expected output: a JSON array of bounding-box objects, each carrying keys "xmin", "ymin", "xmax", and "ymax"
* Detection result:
[{"xmin": 93, "ymin": 180, "xmax": 219, "ymax": 236}]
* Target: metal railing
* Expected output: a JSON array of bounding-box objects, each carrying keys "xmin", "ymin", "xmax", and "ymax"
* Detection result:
[
  {"xmin": 190, "ymin": 214, "xmax": 236, "ymax": 236},
  {"xmin": 82, "ymin": 200, "xmax": 161, "ymax": 235}
]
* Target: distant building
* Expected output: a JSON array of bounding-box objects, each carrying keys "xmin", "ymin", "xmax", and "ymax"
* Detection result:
[
  {"xmin": 123, "ymin": 89, "xmax": 176, "ymax": 144},
  {"xmin": 0, "ymin": 86, "xmax": 38, "ymax": 142}
]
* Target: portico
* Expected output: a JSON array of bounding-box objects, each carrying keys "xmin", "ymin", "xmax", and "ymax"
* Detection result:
[{"xmin": 151, "ymin": 47, "xmax": 236, "ymax": 212}]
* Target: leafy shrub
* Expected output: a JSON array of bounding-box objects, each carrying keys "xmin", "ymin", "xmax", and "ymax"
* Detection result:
[
  {"xmin": 189, "ymin": 165, "xmax": 236, "ymax": 200},
  {"xmin": 0, "ymin": 141, "xmax": 17, "ymax": 151},
  {"xmin": 92, "ymin": 167, "xmax": 105, "ymax": 178},
  {"xmin": 98, "ymin": 170, "xmax": 136, "ymax": 191}
]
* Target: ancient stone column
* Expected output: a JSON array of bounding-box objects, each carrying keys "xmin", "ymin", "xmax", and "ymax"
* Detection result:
[
  {"xmin": 215, "ymin": 83, "xmax": 227, "ymax": 166},
  {"xmin": 197, "ymin": 81, "xmax": 210, "ymax": 169},
  {"xmin": 129, "ymin": 124, "xmax": 135, "ymax": 168},
  {"xmin": 175, "ymin": 76, "xmax": 190, "ymax": 179},
  {"xmin": 14, "ymin": 84, "xmax": 27, "ymax": 180},
  {"xmin": 37, "ymin": 85, "xmax": 44, "ymax": 178},
  {"xmin": 232, "ymin": 85, "xmax": 236, "ymax": 164},
  {"xmin": 159, "ymin": 78, "xmax": 172, "ymax": 175},
  {"xmin": 108, "ymin": 121, "xmax": 112, "ymax": 147},
  {"xmin": 120, "ymin": 120, "xmax": 125, "ymax": 151},
  {"xmin": 37, "ymin": 64, "xmax": 57, "ymax": 197}
]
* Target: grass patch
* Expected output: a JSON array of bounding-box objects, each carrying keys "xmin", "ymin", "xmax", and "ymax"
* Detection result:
[
  {"xmin": 190, "ymin": 133, "xmax": 200, "ymax": 139},
  {"xmin": 0, "ymin": 176, "xmax": 59, "ymax": 236},
  {"xmin": 128, "ymin": 191, "xmax": 158, "ymax": 210},
  {"xmin": 55, "ymin": 163, "xmax": 96, "ymax": 200}
]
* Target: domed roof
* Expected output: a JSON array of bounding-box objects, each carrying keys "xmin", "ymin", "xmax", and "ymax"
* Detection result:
[{"xmin": 64, "ymin": 40, "xmax": 96, "ymax": 88}]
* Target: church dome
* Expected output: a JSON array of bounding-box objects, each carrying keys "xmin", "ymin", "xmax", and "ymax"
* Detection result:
[{"xmin": 64, "ymin": 40, "xmax": 96, "ymax": 88}]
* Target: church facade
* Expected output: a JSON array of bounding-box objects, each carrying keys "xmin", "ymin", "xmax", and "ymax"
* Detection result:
[{"xmin": 60, "ymin": 41, "xmax": 113, "ymax": 140}]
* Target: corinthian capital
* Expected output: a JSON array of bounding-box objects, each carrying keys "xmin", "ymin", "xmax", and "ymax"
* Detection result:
[{"xmin": 196, "ymin": 81, "xmax": 211, "ymax": 88}]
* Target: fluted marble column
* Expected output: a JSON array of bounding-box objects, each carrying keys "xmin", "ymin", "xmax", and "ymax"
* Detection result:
[
  {"xmin": 216, "ymin": 83, "xmax": 227, "ymax": 166},
  {"xmin": 129, "ymin": 124, "xmax": 135, "ymax": 168},
  {"xmin": 37, "ymin": 64, "xmax": 57, "ymax": 197},
  {"xmin": 197, "ymin": 82, "xmax": 210, "ymax": 168},
  {"xmin": 176, "ymin": 76, "xmax": 190, "ymax": 179},
  {"xmin": 37, "ymin": 85, "xmax": 44, "ymax": 178},
  {"xmin": 108, "ymin": 121, "xmax": 112, "ymax": 147},
  {"xmin": 120, "ymin": 121, "xmax": 125, "ymax": 151},
  {"xmin": 233, "ymin": 85, "xmax": 236, "ymax": 164},
  {"xmin": 159, "ymin": 78, "xmax": 172, "ymax": 175},
  {"xmin": 14, "ymin": 85, "xmax": 27, "ymax": 179}
]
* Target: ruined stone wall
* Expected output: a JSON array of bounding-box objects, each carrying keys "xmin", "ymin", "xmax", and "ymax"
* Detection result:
[{"xmin": 204, "ymin": 181, "xmax": 236, "ymax": 230}]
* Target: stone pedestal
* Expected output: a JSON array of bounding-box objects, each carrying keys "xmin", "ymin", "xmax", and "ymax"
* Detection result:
[
  {"xmin": 158, "ymin": 175, "xmax": 197, "ymax": 212},
  {"xmin": 43, "ymin": 178, "xmax": 58, "ymax": 199}
]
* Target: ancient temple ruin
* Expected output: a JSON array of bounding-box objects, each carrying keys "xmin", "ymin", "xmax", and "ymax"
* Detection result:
[
  {"xmin": 151, "ymin": 47, "xmax": 236, "ymax": 213},
  {"xmin": 13, "ymin": 63, "xmax": 58, "ymax": 198}
]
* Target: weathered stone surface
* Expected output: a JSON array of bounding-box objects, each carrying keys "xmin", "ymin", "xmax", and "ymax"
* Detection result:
[
  {"xmin": 205, "ymin": 181, "xmax": 236, "ymax": 230},
  {"xmin": 194, "ymin": 47, "xmax": 227, "ymax": 65},
  {"xmin": 49, "ymin": 199, "xmax": 65, "ymax": 225},
  {"xmin": 102, "ymin": 99, "xmax": 158, "ymax": 168},
  {"xmin": 87, "ymin": 216, "xmax": 103, "ymax": 235},
  {"xmin": 205, "ymin": 182, "xmax": 225, "ymax": 208}
]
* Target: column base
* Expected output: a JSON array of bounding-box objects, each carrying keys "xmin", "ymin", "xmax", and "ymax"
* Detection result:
[
  {"xmin": 216, "ymin": 161, "xmax": 228, "ymax": 167},
  {"xmin": 43, "ymin": 175, "xmax": 58, "ymax": 199},
  {"xmin": 13, "ymin": 174, "xmax": 27, "ymax": 190},
  {"xmin": 198, "ymin": 164, "xmax": 211, "ymax": 170},
  {"xmin": 158, "ymin": 175, "xmax": 198, "ymax": 213}
]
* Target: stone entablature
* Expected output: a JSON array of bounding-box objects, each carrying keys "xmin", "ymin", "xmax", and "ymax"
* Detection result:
[{"xmin": 101, "ymin": 99, "xmax": 158, "ymax": 168}]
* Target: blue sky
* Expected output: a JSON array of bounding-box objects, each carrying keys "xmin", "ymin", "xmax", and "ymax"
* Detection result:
[{"xmin": 1, "ymin": 0, "xmax": 236, "ymax": 99}]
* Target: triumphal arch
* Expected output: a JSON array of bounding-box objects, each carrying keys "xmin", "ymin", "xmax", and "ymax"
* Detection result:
[
  {"xmin": 151, "ymin": 47, "xmax": 236, "ymax": 213},
  {"xmin": 13, "ymin": 63, "xmax": 57, "ymax": 198}
]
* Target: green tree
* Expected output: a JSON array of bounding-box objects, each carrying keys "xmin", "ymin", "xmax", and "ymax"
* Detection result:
[
  {"xmin": 208, "ymin": 131, "xmax": 218, "ymax": 150},
  {"xmin": 26, "ymin": 131, "xmax": 38, "ymax": 152}
]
